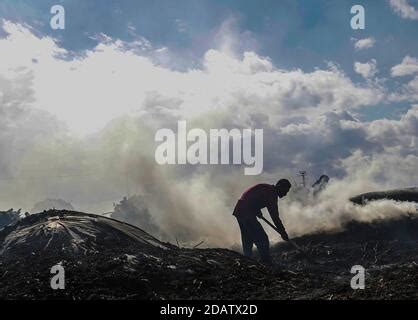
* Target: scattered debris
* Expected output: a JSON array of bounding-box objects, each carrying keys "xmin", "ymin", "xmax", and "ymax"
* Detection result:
[
  {"xmin": 193, "ymin": 241, "xmax": 205, "ymax": 249},
  {"xmin": 31, "ymin": 199, "xmax": 74, "ymax": 214},
  {"xmin": 0, "ymin": 210, "xmax": 417, "ymax": 300}
]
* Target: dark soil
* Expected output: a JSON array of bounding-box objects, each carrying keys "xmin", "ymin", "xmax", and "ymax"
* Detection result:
[{"xmin": 0, "ymin": 210, "xmax": 417, "ymax": 300}]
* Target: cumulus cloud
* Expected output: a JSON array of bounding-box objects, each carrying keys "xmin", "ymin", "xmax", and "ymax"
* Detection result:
[
  {"xmin": 389, "ymin": 0, "xmax": 418, "ymax": 20},
  {"xmin": 389, "ymin": 56, "xmax": 418, "ymax": 102},
  {"xmin": 354, "ymin": 59, "xmax": 378, "ymax": 78},
  {"xmin": 0, "ymin": 20, "xmax": 416, "ymax": 247},
  {"xmin": 0, "ymin": 20, "xmax": 385, "ymax": 134},
  {"xmin": 389, "ymin": 77, "xmax": 418, "ymax": 102},
  {"xmin": 391, "ymin": 56, "xmax": 418, "ymax": 76},
  {"xmin": 353, "ymin": 37, "xmax": 376, "ymax": 50}
]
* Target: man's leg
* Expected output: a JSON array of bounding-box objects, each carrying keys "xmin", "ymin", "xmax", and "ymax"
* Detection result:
[
  {"xmin": 247, "ymin": 218, "xmax": 272, "ymax": 264},
  {"xmin": 237, "ymin": 218, "xmax": 254, "ymax": 257}
]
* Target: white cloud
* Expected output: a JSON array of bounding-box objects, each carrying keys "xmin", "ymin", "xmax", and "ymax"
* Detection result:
[
  {"xmin": 0, "ymin": 20, "xmax": 384, "ymax": 135},
  {"xmin": 402, "ymin": 75, "xmax": 418, "ymax": 101},
  {"xmin": 389, "ymin": 0, "xmax": 418, "ymax": 20},
  {"xmin": 391, "ymin": 55, "xmax": 418, "ymax": 76},
  {"xmin": 389, "ymin": 56, "xmax": 418, "ymax": 102},
  {"xmin": 353, "ymin": 37, "xmax": 376, "ymax": 50},
  {"xmin": 388, "ymin": 76, "xmax": 418, "ymax": 102},
  {"xmin": 354, "ymin": 59, "xmax": 378, "ymax": 78}
]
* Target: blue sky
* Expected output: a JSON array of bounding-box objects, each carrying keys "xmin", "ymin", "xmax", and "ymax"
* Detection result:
[
  {"xmin": 1, "ymin": 0, "xmax": 417, "ymax": 68},
  {"xmin": 1, "ymin": 0, "xmax": 417, "ymax": 122}
]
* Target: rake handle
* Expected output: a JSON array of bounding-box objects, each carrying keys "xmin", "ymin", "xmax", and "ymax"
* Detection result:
[{"xmin": 259, "ymin": 216, "xmax": 302, "ymax": 252}]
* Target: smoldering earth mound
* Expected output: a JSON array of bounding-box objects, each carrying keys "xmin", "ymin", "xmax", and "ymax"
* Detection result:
[{"xmin": 0, "ymin": 210, "xmax": 417, "ymax": 300}]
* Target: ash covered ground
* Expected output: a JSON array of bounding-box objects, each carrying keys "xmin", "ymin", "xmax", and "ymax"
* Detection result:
[{"xmin": 0, "ymin": 210, "xmax": 417, "ymax": 300}]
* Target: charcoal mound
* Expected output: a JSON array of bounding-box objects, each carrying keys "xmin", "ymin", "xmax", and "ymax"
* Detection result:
[
  {"xmin": 0, "ymin": 210, "xmax": 417, "ymax": 300},
  {"xmin": 0, "ymin": 210, "xmax": 276, "ymax": 300},
  {"xmin": 0, "ymin": 210, "xmax": 173, "ymax": 259},
  {"xmin": 350, "ymin": 187, "xmax": 418, "ymax": 205}
]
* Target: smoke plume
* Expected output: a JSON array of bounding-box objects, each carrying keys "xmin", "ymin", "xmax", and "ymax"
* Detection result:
[{"xmin": 0, "ymin": 21, "xmax": 417, "ymax": 247}]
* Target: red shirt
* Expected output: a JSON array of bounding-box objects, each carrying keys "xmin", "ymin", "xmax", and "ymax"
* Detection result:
[{"xmin": 233, "ymin": 184, "xmax": 279, "ymax": 218}]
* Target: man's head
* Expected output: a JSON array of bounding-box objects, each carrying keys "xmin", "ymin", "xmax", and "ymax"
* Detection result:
[{"xmin": 276, "ymin": 179, "xmax": 291, "ymax": 198}]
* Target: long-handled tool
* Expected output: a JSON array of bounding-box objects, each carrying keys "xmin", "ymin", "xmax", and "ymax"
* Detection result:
[{"xmin": 258, "ymin": 216, "xmax": 303, "ymax": 252}]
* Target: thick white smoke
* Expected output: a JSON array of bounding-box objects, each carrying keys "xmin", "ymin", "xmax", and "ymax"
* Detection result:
[{"xmin": 0, "ymin": 21, "xmax": 417, "ymax": 247}]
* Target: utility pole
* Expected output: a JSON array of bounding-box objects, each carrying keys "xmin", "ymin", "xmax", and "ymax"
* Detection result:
[{"xmin": 299, "ymin": 170, "xmax": 307, "ymax": 188}]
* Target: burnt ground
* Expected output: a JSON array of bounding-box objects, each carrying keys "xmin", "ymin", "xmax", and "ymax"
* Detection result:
[{"xmin": 0, "ymin": 210, "xmax": 417, "ymax": 300}]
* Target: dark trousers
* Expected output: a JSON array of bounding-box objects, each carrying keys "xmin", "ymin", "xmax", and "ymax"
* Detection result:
[{"xmin": 236, "ymin": 215, "xmax": 271, "ymax": 263}]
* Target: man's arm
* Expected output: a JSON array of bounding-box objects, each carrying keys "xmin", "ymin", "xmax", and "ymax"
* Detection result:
[{"xmin": 266, "ymin": 201, "xmax": 289, "ymax": 241}]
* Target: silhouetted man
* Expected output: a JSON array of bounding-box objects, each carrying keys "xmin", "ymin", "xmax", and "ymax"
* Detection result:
[{"xmin": 233, "ymin": 179, "xmax": 291, "ymax": 264}]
